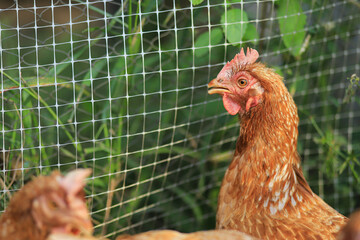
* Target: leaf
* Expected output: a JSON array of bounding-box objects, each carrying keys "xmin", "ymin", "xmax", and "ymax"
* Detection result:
[
  {"xmin": 339, "ymin": 158, "xmax": 349, "ymax": 174},
  {"xmin": 350, "ymin": 163, "xmax": 360, "ymax": 182},
  {"xmin": 289, "ymin": 78, "xmax": 308, "ymax": 96},
  {"xmin": 84, "ymin": 147, "xmax": 111, "ymax": 155},
  {"xmin": 194, "ymin": 28, "xmax": 223, "ymax": 57},
  {"xmin": 142, "ymin": 0, "xmax": 161, "ymax": 13},
  {"xmin": 271, "ymin": 66, "xmax": 284, "ymax": 77},
  {"xmin": 277, "ymin": 0, "xmax": 307, "ymax": 56},
  {"xmin": 189, "ymin": 0, "xmax": 204, "ymax": 6},
  {"xmin": 343, "ymin": 74, "xmax": 360, "ymax": 103},
  {"xmin": 208, "ymin": 151, "xmax": 233, "ymax": 163},
  {"xmin": 91, "ymin": 178, "xmax": 108, "ymax": 188},
  {"xmin": 82, "ymin": 60, "xmax": 108, "ymax": 86},
  {"xmin": 243, "ymin": 23, "xmax": 259, "ymax": 43},
  {"xmin": 47, "ymin": 46, "xmax": 88, "ymax": 77},
  {"xmin": 0, "ymin": 76, "xmax": 69, "ymax": 93},
  {"xmin": 60, "ymin": 148, "xmax": 77, "ymax": 159},
  {"xmin": 220, "ymin": 9, "xmax": 248, "ymax": 46}
]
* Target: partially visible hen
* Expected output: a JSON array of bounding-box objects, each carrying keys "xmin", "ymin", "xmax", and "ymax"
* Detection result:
[
  {"xmin": 208, "ymin": 48, "xmax": 348, "ymax": 239},
  {"xmin": 337, "ymin": 210, "xmax": 360, "ymax": 240},
  {"xmin": 115, "ymin": 230, "xmax": 257, "ymax": 240},
  {"xmin": 48, "ymin": 233, "xmax": 106, "ymax": 240},
  {"xmin": 48, "ymin": 234, "xmax": 102, "ymax": 240},
  {"xmin": 0, "ymin": 169, "xmax": 93, "ymax": 240},
  {"xmin": 48, "ymin": 230, "xmax": 256, "ymax": 240}
]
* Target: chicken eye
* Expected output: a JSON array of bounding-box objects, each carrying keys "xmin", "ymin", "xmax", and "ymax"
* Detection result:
[
  {"xmin": 238, "ymin": 79, "xmax": 248, "ymax": 88},
  {"xmin": 48, "ymin": 200, "xmax": 58, "ymax": 210}
]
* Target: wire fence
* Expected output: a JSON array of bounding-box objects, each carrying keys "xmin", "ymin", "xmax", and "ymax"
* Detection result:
[{"xmin": 0, "ymin": 0, "xmax": 359, "ymax": 238}]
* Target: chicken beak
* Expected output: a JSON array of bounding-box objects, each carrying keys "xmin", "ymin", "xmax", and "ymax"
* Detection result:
[
  {"xmin": 208, "ymin": 78, "xmax": 231, "ymax": 95},
  {"xmin": 71, "ymin": 216, "xmax": 93, "ymax": 235},
  {"xmin": 57, "ymin": 214, "xmax": 93, "ymax": 236}
]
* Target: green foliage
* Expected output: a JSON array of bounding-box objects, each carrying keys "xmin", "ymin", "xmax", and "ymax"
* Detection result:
[
  {"xmin": 304, "ymin": 73, "xmax": 360, "ymax": 184},
  {"xmin": 0, "ymin": 75, "xmax": 68, "ymax": 93},
  {"xmin": 277, "ymin": 0, "xmax": 307, "ymax": 56},
  {"xmin": 220, "ymin": 9, "xmax": 249, "ymax": 46},
  {"xmin": 189, "ymin": 0, "xmax": 204, "ymax": 6},
  {"xmin": 313, "ymin": 127, "xmax": 347, "ymax": 178},
  {"xmin": 339, "ymin": 152, "xmax": 360, "ymax": 182},
  {"xmin": 194, "ymin": 28, "xmax": 223, "ymax": 57},
  {"xmin": 343, "ymin": 74, "xmax": 360, "ymax": 103},
  {"xmin": 242, "ymin": 24, "xmax": 259, "ymax": 44}
]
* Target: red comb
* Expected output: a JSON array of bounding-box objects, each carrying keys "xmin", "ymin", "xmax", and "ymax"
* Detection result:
[{"xmin": 217, "ymin": 48, "xmax": 259, "ymax": 79}]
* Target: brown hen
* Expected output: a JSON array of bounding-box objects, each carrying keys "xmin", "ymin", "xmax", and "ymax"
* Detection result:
[
  {"xmin": 0, "ymin": 169, "xmax": 93, "ymax": 240},
  {"xmin": 115, "ymin": 230, "xmax": 257, "ymax": 240},
  {"xmin": 48, "ymin": 230, "xmax": 256, "ymax": 240},
  {"xmin": 208, "ymin": 48, "xmax": 348, "ymax": 239},
  {"xmin": 337, "ymin": 210, "xmax": 360, "ymax": 240},
  {"xmin": 48, "ymin": 233, "xmax": 106, "ymax": 240}
]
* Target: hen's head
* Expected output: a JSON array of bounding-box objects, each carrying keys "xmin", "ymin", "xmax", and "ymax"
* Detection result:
[
  {"xmin": 208, "ymin": 48, "xmax": 279, "ymax": 115},
  {"xmin": 5, "ymin": 169, "xmax": 93, "ymax": 237}
]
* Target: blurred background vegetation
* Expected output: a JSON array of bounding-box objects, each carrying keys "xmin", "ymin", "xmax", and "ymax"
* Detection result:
[{"xmin": 0, "ymin": 0, "xmax": 359, "ymax": 239}]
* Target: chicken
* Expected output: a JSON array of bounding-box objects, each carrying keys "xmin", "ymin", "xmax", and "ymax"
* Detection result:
[
  {"xmin": 337, "ymin": 210, "xmax": 360, "ymax": 240},
  {"xmin": 48, "ymin": 233, "xmax": 107, "ymax": 240},
  {"xmin": 0, "ymin": 169, "xmax": 93, "ymax": 240},
  {"xmin": 115, "ymin": 230, "xmax": 257, "ymax": 240},
  {"xmin": 48, "ymin": 230, "xmax": 256, "ymax": 240},
  {"xmin": 48, "ymin": 234, "xmax": 102, "ymax": 240},
  {"xmin": 208, "ymin": 48, "xmax": 348, "ymax": 239}
]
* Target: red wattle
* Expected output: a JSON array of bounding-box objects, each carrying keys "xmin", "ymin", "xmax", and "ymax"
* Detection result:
[
  {"xmin": 245, "ymin": 96, "xmax": 260, "ymax": 112},
  {"xmin": 222, "ymin": 94, "xmax": 241, "ymax": 115}
]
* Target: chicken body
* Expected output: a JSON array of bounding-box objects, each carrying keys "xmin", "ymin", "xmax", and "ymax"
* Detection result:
[
  {"xmin": 337, "ymin": 210, "xmax": 360, "ymax": 240},
  {"xmin": 116, "ymin": 230, "xmax": 257, "ymax": 240},
  {"xmin": 208, "ymin": 48, "xmax": 348, "ymax": 239},
  {"xmin": 0, "ymin": 169, "xmax": 93, "ymax": 240},
  {"xmin": 48, "ymin": 233, "xmax": 106, "ymax": 240},
  {"xmin": 48, "ymin": 230, "xmax": 256, "ymax": 240}
]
